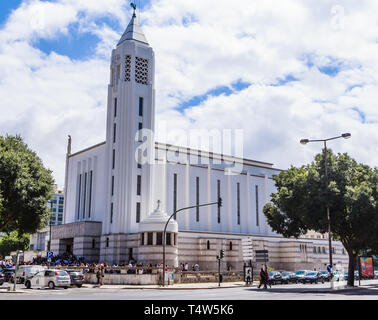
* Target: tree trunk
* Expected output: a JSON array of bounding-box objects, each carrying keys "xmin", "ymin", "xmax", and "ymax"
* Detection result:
[{"xmin": 347, "ymin": 251, "xmax": 355, "ymax": 287}]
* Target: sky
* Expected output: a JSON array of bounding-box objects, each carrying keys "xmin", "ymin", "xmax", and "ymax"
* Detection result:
[{"xmin": 0, "ymin": 0, "xmax": 378, "ymax": 189}]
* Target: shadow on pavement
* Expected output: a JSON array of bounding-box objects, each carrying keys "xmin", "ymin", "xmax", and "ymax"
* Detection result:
[{"xmin": 245, "ymin": 285, "xmax": 378, "ymax": 296}]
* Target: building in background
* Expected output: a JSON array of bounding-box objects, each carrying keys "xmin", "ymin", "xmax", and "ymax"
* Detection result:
[
  {"xmin": 29, "ymin": 188, "xmax": 64, "ymax": 252},
  {"xmin": 49, "ymin": 9, "xmax": 348, "ymax": 271}
]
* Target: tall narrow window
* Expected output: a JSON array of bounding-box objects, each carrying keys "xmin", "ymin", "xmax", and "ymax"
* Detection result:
[
  {"xmin": 137, "ymin": 148, "xmax": 142, "ymax": 169},
  {"xmin": 207, "ymin": 240, "xmax": 210, "ymax": 250},
  {"xmin": 112, "ymin": 149, "xmax": 115, "ymax": 169},
  {"xmin": 173, "ymin": 173, "xmax": 177, "ymax": 220},
  {"xmin": 217, "ymin": 180, "xmax": 221, "ymax": 223},
  {"xmin": 110, "ymin": 203, "xmax": 113, "ymax": 224},
  {"xmin": 77, "ymin": 174, "xmax": 82, "ymax": 220},
  {"xmin": 255, "ymin": 185, "xmax": 259, "ymax": 226},
  {"xmin": 88, "ymin": 170, "xmax": 93, "ymax": 218},
  {"xmin": 83, "ymin": 172, "xmax": 87, "ymax": 219},
  {"xmin": 113, "ymin": 123, "xmax": 116, "ymax": 143},
  {"xmin": 166, "ymin": 233, "xmax": 171, "ymax": 245},
  {"xmin": 196, "ymin": 177, "xmax": 200, "ymax": 222},
  {"xmin": 237, "ymin": 182, "xmax": 240, "ymax": 225},
  {"xmin": 137, "ymin": 175, "xmax": 141, "ymax": 196},
  {"xmin": 111, "ymin": 176, "xmax": 115, "ymax": 196},
  {"xmin": 106, "ymin": 237, "xmax": 109, "ymax": 247},
  {"xmin": 136, "ymin": 202, "xmax": 141, "ymax": 223},
  {"xmin": 156, "ymin": 232, "xmax": 162, "ymax": 245},
  {"xmin": 114, "ymin": 98, "xmax": 117, "ymax": 117},
  {"xmin": 139, "ymin": 97, "xmax": 143, "ymax": 116},
  {"xmin": 147, "ymin": 232, "xmax": 153, "ymax": 245},
  {"xmin": 138, "ymin": 122, "xmax": 143, "ymax": 142},
  {"xmin": 141, "ymin": 233, "xmax": 144, "ymax": 246}
]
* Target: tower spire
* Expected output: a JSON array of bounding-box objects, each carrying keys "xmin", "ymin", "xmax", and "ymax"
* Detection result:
[{"xmin": 118, "ymin": 2, "xmax": 148, "ymax": 46}]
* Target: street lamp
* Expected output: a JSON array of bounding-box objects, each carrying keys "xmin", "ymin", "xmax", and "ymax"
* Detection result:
[
  {"xmin": 162, "ymin": 197, "xmax": 222, "ymax": 287},
  {"xmin": 300, "ymin": 133, "xmax": 351, "ymax": 280}
]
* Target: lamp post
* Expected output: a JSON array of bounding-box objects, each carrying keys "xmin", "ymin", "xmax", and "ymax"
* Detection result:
[
  {"xmin": 300, "ymin": 133, "xmax": 351, "ymax": 283},
  {"xmin": 48, "ymin": 200, "xmax": 53, "ymax": 269},
  {"xmin": 162, "ymin": 198, "xmax": 222, "ymax": 287}
]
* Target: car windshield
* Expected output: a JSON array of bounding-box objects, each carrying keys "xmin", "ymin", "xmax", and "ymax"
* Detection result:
[
  {"xmin": 320, "ymin": 271, "xmax": 328, "ymax": 274},
  {"xmin": 281, "ymin": 272, "xmax": 289, "ymax": 276},
  {"xmin": 56, "ymin": 271, "xmax": 68, "ymax": 276},
  {"xmin": 296, "ymin": 271, "xmax": 306, "ymax": 275},
  {"xmin": 307, "ymin": 272, "xmax": 316, "ymax": 276}
]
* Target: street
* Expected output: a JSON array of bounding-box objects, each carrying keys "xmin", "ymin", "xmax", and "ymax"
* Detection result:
[{"xmin": 1, "ymin": 280, "xmax": 378, "ymax": 300}]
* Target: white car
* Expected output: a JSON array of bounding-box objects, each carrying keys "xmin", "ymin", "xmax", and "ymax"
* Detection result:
[
  {"xmin": 25, "ymin": 269, "xmax": 71, "ymax": 289},
  {"xmin": 15, "ymin": 265, "xmax": 47, "ymax": 284}
]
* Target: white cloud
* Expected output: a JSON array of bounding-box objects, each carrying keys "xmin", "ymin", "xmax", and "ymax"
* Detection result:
[{"xmin": 0, "ymin": 0, "xmax": 378, "ymax": 189}]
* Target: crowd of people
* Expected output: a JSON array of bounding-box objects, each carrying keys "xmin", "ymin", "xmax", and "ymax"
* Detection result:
[{"xmin": 179, "ymin": 262, "xmax": 200, "ymax": 271}]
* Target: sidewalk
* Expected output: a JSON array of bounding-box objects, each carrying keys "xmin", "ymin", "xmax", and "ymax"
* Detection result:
[{"xmin": 82, "ymin": 281, "xmax": 378, "ymax": 292}]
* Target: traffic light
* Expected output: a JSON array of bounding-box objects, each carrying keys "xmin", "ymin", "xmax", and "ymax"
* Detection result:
[
  {"xmin": 220, "ymin": 249, "xmax": 225, "ymax": 259},
  {"xmin": 218, "ymin": 197, "xmax": 222, "ymax": 208}
]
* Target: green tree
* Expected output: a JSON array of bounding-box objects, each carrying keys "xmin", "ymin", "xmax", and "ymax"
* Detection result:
[
  {"xmin": 0, "ymin": 135, "xmax": 54, "ymax": 235},
  {"xmin": 263, "ymin": 150, "xmax": 378, "ymax": 287},
  {"xmin": 0, "ymin": 231, "xmax": 29, "ymax": 258}
]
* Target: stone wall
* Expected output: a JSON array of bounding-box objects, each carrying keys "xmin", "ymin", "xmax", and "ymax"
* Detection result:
[{"xmin": 84, "ymin": 273, "xmax": 159, "ymax": 285}]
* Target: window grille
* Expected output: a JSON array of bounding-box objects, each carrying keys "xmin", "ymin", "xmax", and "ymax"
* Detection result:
[{"xmin": 135, "ymin": 56, "xmax": 148, "ymax": 85}]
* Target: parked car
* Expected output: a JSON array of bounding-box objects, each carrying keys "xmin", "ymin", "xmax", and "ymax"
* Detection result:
[
  {"xmin": 4, "ymin": 269, "xmax": 15, "ymax": 282},
  {"xmin": 344, "ymin": 272, "xmax": 349, "ymax": 280},
  {"xmin": 15, "ymin": 265, "xmax": 47, "ymax": 284},
  {"xmin": 374, "ymin": 270, "xmax": 378, "ymax": 279},
  {"xmin": 66, "ymin": 270, "xmax": 85, "ymax": 288},
  {"xmin": 0, "ymin": 272, "xmax": 5, "ymax": 285},
  {"xmin": 295, "ymin": 270, "xmax": 309, "ymax": 283},
  {"xmin": 268, "ymin": 271, "xmax": 284, "ymax": 285},
  {"xmin": 301, "ymin": 271, "xmax": 325, "ymax": 284},
  {"xmin": 280, "ymin": 272, "xmax": 291, "ymax": 284},
  {"xmin": 319, "ymin": 270, "xmax": 332, "ymax": 282},
  {"xmin": 24, "ymin": 269, "xmax": 71, "ymax": 289},
  {"xmin": 332, "ymin": 271, "xmax": 344, "ymax": 281}
]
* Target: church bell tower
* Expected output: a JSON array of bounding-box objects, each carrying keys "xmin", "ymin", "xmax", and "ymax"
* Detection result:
[{"xmin": 100, "ymin": 5, "xmax": 155, "ymax": 263}]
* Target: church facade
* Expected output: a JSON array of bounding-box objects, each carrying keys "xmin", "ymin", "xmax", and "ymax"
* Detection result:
[{"xmin": 51, "ymin": 11, "xmax": 349, "ymax": 272}]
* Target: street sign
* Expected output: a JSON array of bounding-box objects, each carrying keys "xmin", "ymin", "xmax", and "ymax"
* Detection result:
[
  {"xmin": 46, "ymin": 251, "xmax": 54, "ymax": 259},
  {"xmin": 255, "ymin": 250, "xmax": 269, "ymax": 263},
  {"xmin": 241, "ymin": 237, "xmax": 254, "ymax": 260}
]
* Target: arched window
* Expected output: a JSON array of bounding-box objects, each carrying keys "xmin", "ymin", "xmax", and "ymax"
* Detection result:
[
  {"xmin": 229, "ymin": 241, "xmax": 233, "ymax": 251},
  {"xmin": 207, "ymin": 240, "xmax": 210, "ymax": 250}
]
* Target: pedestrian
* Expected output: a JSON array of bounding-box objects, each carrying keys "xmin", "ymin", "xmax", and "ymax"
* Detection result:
[
  {"xmin": 100, "ymin": 266, "xmax": 105, "ymax": 286},
  {"xmin": 184, "ymin": 263, "xmax": 188, "ymax": 271},
  {"xmin": 194, "ymin": 263, "xmax": 199, "ymax": 271},
  {"xmin": 258, "ymin": 265, "xmax": 267, "ymax": 289},
  {"xmin": 96, "ymin": 269, "xmax": 101, "ymax": 287},
  {"xmin": 266, "ymin": 268, "xmax": 272, "ymax": 288},
  {"xmin": 246, "ymin": 268, "xmax": 252, "ymax": 286}
]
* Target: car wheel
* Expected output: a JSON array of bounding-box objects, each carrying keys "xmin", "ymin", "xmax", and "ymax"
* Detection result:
[
  {"xmin": 64, "ymin": 287, "xmax": 68, "ymax": 289},
  {"xmin": 77, "ymin": 284, "xmax": 82, "ymax": 288},
  {"xmin": 48, "ymin": 281, "xmax": 55, "ymax": 289},
  {"xmin": 25, "ymin": 281, "xmax": 31, "ymax": 289}
]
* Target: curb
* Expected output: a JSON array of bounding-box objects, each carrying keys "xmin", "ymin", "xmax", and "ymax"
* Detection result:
[{"xmin": 83, "ymin": 283, "xmax": 250, "ymax": 290}]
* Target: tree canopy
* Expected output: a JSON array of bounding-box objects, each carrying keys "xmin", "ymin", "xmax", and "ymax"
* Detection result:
[
  {"xmin": 263, "ymin": 150, "xmax": 378, "ymax": 286},
  {"xmin": 0, "ymin": 135, "xmax": 54, "ymax": 235}
]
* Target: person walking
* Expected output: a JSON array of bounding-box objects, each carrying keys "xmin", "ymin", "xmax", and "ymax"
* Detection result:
[
  {"xmin": 100, "ymin": 266, "xmax": 105, "ymax": 286},
  {"xmin": 258, "ymin": 265, "xmax": 267, "ymax": 289},
  {"xmin": 96, "ymin": 269, "xmax": 101, "ymax": 287},
  {"xmin": 246, "ymin": 269, "xmax": 252, "ymax": 286}
]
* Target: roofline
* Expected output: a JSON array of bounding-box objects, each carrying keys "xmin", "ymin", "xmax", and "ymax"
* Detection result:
[
  {"xmin": 69, "ymin": 141, "xmax": 106, "ymax": 158},
  {"xmin": 154, "ymin": 141, "xmax": 276, "ymax": 168}
]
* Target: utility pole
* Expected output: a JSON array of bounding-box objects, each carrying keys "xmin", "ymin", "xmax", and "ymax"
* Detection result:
[{"xmin": 217, "ymin": 249, "xmax": 224, "ymax": 287}]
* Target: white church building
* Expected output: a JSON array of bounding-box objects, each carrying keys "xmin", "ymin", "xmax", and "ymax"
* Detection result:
[{"xmin": 51, "ymin": 10, "xmax": 348, "ymax": 271}]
